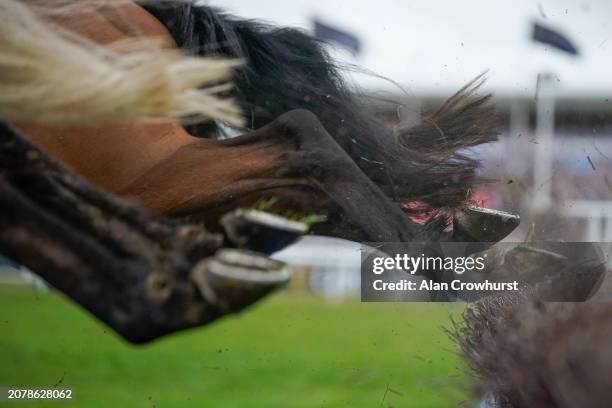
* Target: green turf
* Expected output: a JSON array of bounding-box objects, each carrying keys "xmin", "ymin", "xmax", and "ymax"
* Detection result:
[{"xmin": 0, "ymin": 287, "xmax": 470, "ymax": 407}]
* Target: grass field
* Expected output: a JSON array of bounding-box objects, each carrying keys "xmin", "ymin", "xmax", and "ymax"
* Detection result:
[{"xmin": 0, "ymin": 287, "xmax": 471, "ymax": 407}]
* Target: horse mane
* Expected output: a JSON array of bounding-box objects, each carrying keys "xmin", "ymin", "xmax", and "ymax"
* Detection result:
[
  {"xmin": 0, "ymin": 0, "xmax": 242, "ymax": 126},
  {"xmin": 144, "ymin": 1, "xmax": 500, "ymax": 213}
]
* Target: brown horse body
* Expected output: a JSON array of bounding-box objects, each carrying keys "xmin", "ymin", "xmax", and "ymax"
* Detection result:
[
  {"xmin": 17, "ymin": 3, "xmax": 444, "ymax": 244},
  {"xmin": 18, "ymin": 4, "xmax": 273, "ymax": 214}
]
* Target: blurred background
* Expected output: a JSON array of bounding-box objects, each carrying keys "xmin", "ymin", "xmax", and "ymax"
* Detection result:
[
  {"xmin": 0, "ymin": 1, "xmax": 610, "ymax": 406},
  {"xmin": 237, "ymin": 0, "xmax": 612, "ymax": 300}
]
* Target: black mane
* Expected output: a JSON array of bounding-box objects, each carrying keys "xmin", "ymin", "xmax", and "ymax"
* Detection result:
[{"xmin": 143, "ymin": 1, "xmax": 500, "ymax": 213}]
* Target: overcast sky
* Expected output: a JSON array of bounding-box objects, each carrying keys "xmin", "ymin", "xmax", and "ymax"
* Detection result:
[{"xmin": 211, "ymin": 0, "xmax": 611, "ymax": 98}]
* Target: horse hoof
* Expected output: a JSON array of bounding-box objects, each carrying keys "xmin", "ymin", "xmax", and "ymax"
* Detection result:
[
  {"xmin": 221, "ymin": 209, "xmax": 307, "ymax": 254},
  {"xmin": 505, "ymin": 244, "xmax": 607, "ymax": 301},
  {"xmin": 544, "ymin": 257, "xmax": 606, "ymax": 301},
  {"xmin": 453, "ymin": 207, "xmax": 520, "ymax": 242},
  {"xmin": 505, "ymin": 245, "xmax": 568, "ymax": 281},
  {"xmin": 190, "ymin": 249, "xmax": 291, "ymax": 311}
]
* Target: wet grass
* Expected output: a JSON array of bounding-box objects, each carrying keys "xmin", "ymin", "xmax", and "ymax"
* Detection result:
[{"xmin": 0, "ymin": 287, "xmax": 469, "ymax": 407}]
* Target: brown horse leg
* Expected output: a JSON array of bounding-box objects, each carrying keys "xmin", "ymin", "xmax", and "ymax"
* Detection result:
[
  {"xmin": 0, "ymin": 122, "xmax": 296, "ymax": 343},
  {"xmin": 119, "ymin": 109, "xmax": 425, "ymax": 243}
]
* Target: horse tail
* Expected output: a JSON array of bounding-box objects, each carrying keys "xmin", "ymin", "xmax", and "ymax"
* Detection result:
[{"xmin": 144, "ymin": 1, "xmax": 500, "ymax": 211}]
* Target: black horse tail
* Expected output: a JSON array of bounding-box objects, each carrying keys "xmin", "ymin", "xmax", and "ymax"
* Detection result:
[{"xmin": 144, "ymin": 1, "xmax": 500, "ymax": 211}]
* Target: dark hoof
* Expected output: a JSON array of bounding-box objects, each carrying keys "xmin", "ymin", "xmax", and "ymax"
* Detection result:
[
  {"xmin": 505, "ymin": 243, "xmax": 607, "ymax": 301},
  {"xmin": 505, "ymin": 245, "xmax": 568, "ymax": 282},
  {"xmin": 190, "ymin": 249, "xmax": 291, "ymax": 312},
  {"xmin": 221, "ymin": 209, "xmax": 308, "ymax": 254},
  {"xmin": 535, "ymin": 243, "xmax": 608, "ymax": 301},
  {"xmin": 454, "ymin": 207, "xmax": 520, "ymax": 243},
  {"xmin": 545, "ymin": 257, "xmax": 606, "ymax": 301}
]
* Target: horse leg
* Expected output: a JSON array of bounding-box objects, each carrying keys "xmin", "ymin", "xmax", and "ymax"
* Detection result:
[
  {"xmin": 0, "ymin": 122, "xmax": 295, "ymax": 343},
  {"xmin": 119, "ymin": 109, "xmax": 426, "ymax": 244},
  {"xmin": 238, "ymin": 109, "xmax": 426, "ymax": 243}
]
